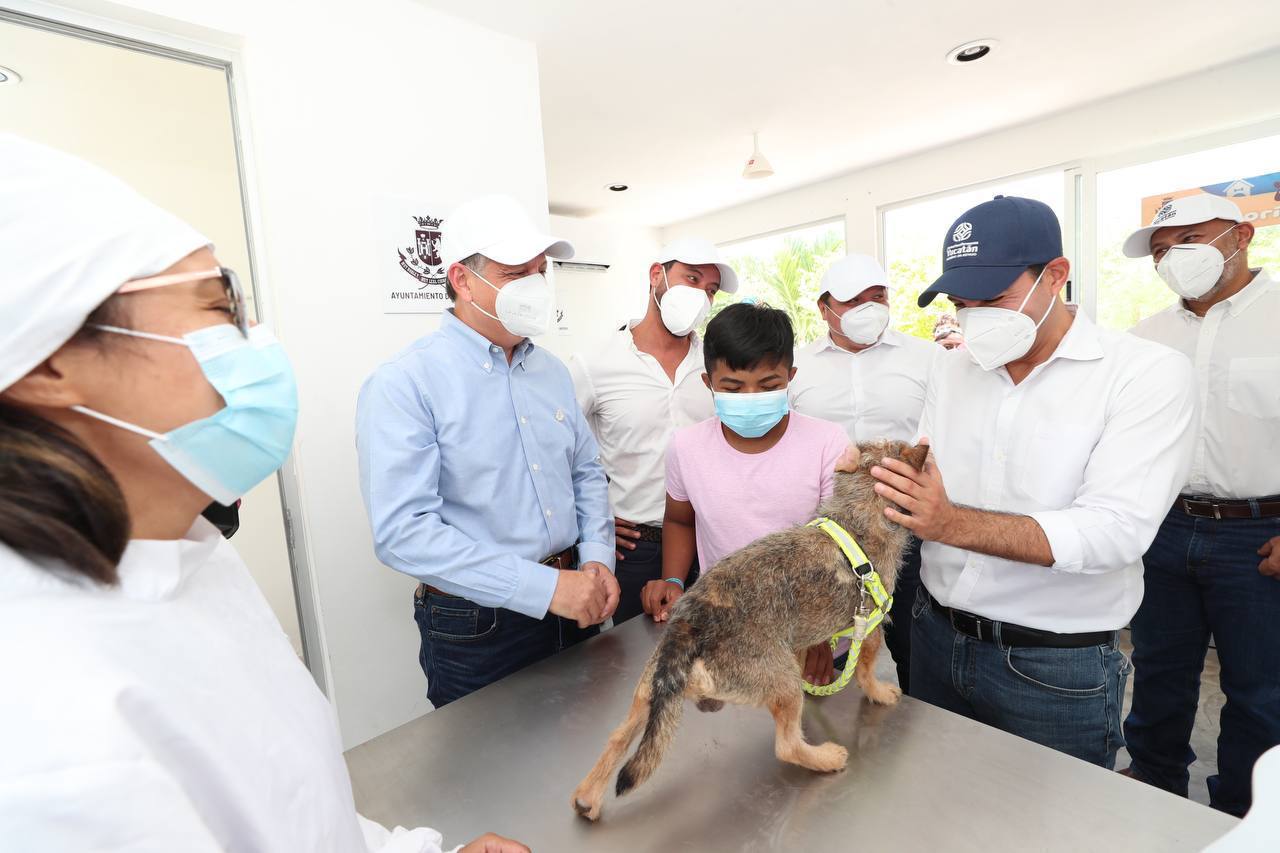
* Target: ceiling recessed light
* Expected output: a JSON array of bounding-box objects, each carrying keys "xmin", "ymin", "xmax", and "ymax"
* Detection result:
[
  {"xmin": 946, "ymin": 39, "xmax": 998, "ymax": 65},
  {"xmin": 0, "ymin": 65, "xmax": 22, "ymax": 85},
  {"xmin": 606, "ymin": 183, "xmax": 629, "ymax": 192}
]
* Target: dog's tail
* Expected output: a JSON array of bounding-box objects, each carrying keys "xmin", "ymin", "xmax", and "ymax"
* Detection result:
[{"xmin": 615, "ymin": 618, "xmax": 699, "ymax": 797}]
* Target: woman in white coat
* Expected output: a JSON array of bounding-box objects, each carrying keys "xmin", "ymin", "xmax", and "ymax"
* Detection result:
[{"xmin": 0, "ymin": 134, "xmax": 526, "ymax": 853}]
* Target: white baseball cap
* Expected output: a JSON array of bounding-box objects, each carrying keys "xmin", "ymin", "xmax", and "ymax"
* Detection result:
[
  {"xmin": 821, "ymin": 254, "xmax": 890, "ymax": 302},
  {"xmin": 1122, "ymin": 194, "xmax": 1244, "ymax": 258},
  {"xmin": 440, "ymin": 194, "xmax": 574, "ymax": 267},
  {"xmin": 655, "ymin": 238, "xmax": 739, "ymax": 293}
]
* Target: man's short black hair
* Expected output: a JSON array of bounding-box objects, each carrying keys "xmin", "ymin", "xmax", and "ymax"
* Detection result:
[{"xmin": 703, "ymin": 302, "xmax": 794, "ymax": 374}]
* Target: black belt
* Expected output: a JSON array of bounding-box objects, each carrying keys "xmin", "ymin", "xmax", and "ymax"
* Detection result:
[
  {"xmin": 417, "ymin": 545, "xmax": 579, "ymax": 601},
  {"xmin": 634, "ymin": 524, "xmax": 663, "ymax": 543},
  {"xmin": 928, "ymin": 593, "xmax": 1114, "ymax": 649},
  {"xmin": 1175, "ymin": 494, "xmax": 1280, "ymax": 520}
]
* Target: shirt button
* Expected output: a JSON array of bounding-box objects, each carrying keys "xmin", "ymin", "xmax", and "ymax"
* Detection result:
[
  {"xmin": 532, "ymin": 463, "xmax": 541, "ymax": 472},
  {"xmin": 545, "ymin": 509, "xmax": 553, "ymax": 518},
  {"xmin": 483, "ymin": 361, "xmax": 492, "ymax": 371},
  {"xmin": 520, "ymin": 416, "xmax": 528, "ymax": 424},
  {"xmin": 555, "ymin": 409, "xmax": 565, "ymax": 422}
]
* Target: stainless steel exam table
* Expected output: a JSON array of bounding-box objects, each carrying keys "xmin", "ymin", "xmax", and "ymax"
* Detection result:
[{"xmin": 346, "ymin": 616, "xmax": 1238, "ymax": 851}]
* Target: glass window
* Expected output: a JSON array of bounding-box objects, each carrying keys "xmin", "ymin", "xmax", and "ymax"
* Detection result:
[
  {"xmin": 881, "ymin": 171, "xmax": 1066, "ymax": 341},
  {"xmin": 715, "ymin": 219, "xmax": 845, "ymax": 345},
  {"xmin": 1096, "ymin": 133, "xmax": 1280, "ymax": 330}
]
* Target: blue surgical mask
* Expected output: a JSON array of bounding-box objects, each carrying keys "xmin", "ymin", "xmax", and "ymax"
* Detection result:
[
  {"xmin": 714, "ymin": 389, "xmax": 789, "ymax": 438},
  {"xmin": 73, "ymin": 323, "xmax": 298, "ymax": 506}
]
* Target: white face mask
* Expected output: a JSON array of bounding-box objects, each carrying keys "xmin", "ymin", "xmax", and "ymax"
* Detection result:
[
  {"xmin": 826, "ymin": 300, "xmax": 890, "ymax": 346},
  {"xmin": 654, "ymin": 268, "xmax": 711, "ymax": 337},
  {"xmin": 470, "ymin": 268, "xmax": 552, "ymax": 338},
  {"xmin": 956, "ymin": 268, "xmax": 1054, "ymax": 371},
  {"xmin": 1155, "ymin": 225, "xmax": 1240, "ymax": 300}
]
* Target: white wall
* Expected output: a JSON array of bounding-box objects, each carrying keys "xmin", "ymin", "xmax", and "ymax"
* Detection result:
[
  {"xmin": 49, "ymin": 0, "xmax": 553, "ymax": 748},
  {"xmin": 662, "ymin": 50, "xmax": 1280, "ymax": 256},
  {"xmin": 540, "ymin": 215, "xmax": 661, "ymax": 362}
]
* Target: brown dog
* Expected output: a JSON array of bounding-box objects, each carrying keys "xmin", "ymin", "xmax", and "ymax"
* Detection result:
[{"xmin": 571, "ymin": 439, "xmax": 928, "ymax": 821}]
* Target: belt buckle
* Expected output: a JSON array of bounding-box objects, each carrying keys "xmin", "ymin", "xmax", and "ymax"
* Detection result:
[
  {"xmin": 1213, "ymin": 503, "xmax": 1222, "ymax": 521},
  {"xmin": 950, "ymin": 609, "xmax": 982, "ymax": 642}
]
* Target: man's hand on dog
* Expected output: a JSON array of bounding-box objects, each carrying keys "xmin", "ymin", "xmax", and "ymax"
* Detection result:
[
  {"xmin": 615, "ymin": 517, "xmax": 642, "ymax": 561},
  {"xmin": 641, "ymin": 579, "xmax": 683, "ymax": 622},
  {"xmin": 803, "ymin": 643, "xmax": 835, "ymax": 687},
  {"xmin": 869, "ymin": 437, "xmax": 957, "ymax": 543},
  {"xmin": 550, "ymin": 563, "xmax": 619, "ymax": 628},
  {"xmin": 1260, "ymin": 537, "xmax": 1280, "ymax": 579}
]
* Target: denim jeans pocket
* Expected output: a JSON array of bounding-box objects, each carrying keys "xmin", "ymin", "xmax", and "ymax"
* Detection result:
[
  {"xmin": 1004, "ymin": 645, "xmax": 1108, "ymax": 697},
  {"xmin": 427, "ymin": 601, "xmax": 499, "ymax": 643}
]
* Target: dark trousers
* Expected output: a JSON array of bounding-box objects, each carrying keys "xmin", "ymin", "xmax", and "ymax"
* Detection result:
[
  {"xmin": 881, "ymin": 537, "xmax": 922, "ymax": 695},
  {"xmin": 612, "ymin": 536, "xmax": 699, "ymax": 625},
  {"xmin": 911, "ymin": 586, "xmax": 1131, "ymax": 769},
  {"xmin": 414, "ymin": 588, "xmax": 598, "ymax": 709},
  {"xmin": 1124, "ymin": 507, "xmax": 1280, "ymax": 816}
]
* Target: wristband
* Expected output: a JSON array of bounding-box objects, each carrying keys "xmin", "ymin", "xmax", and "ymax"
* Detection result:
[{"xmin": 663, "ymin": 577, "xmax": 685, "ymax": 591}]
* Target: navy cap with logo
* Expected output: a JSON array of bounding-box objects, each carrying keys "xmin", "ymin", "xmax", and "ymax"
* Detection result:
[{"xmin": 917, "ymin": 195, "xmax": 1064, "ymax": 307}]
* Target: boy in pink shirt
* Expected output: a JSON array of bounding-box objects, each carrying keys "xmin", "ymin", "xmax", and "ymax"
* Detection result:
[{"xmin": 641, "ymin": 302, "xmax": 849, "ymax": 685}]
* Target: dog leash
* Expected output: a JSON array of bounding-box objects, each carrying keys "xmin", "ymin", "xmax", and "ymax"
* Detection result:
[{"xmin": 801, "ymin": 517, "xmax": 893, "ymax": 697}]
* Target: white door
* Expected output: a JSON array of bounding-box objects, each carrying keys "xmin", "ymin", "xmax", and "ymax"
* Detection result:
[{"xmin": 0, "ymin": 13, "xmax": 305, "ymax": 657}]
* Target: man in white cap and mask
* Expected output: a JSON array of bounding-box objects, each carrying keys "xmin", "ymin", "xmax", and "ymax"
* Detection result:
[
  {"xmin": 0, "ymin": 133, "xmax": 524, "ymax": 851},
  {"xmin": 789, "ymin": 253, "xmax": 938, "ymax": 693},
  {"xmin": 568, "ymin": 239, "xmax": 736, "ymax": 623},
  {"xmin": 357, "ymin": 194, "xmax": 619, "ymax": 708},
  {"xmin": 1118, "ymin": 194, "xmax": 1280, "ymax": 816}
]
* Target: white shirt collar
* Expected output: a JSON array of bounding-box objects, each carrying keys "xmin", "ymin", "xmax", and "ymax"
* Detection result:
[
  {"xmin": 1174, "ymin": 268, "xmax": 1274, "ymax": 320},
  {"xmin": 815, "ymin": 328, "xmax": 903, "ymax": 355}
]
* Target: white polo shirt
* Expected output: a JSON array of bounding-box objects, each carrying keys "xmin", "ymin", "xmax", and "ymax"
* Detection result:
[
  {"xmin": 790, "ymin": 329, "xmax": 939, "ymax": 443},
  {"xmin": 918, "ymin": 308, "xmax": 1197, "ymax": 632},
  {"xmin": 1129, "ymin": 268, "xmax": 1280, "ymax": 500},
  {"xmin": 569, "ymin": 328, "xmax": 714, "ymax": 526}
]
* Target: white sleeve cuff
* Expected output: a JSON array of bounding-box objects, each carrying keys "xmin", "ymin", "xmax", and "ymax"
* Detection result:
[{"xmin": 1029, "ymin": 510, "xmax": 1084, "ymax": 573}]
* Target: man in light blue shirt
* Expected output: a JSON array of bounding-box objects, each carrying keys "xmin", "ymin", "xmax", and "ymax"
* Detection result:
[{"xmin": 357, "ymin": 195, "xmax": 618, "ymax": 708}]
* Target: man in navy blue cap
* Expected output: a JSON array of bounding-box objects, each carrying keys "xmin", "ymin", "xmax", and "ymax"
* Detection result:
[{"xmin": 868, "ymin": 195, "xmax": 1199, "ymax": 768}]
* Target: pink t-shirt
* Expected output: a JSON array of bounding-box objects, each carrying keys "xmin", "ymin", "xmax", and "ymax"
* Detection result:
[{"xmin": 666, "ymin": 412, "xmax": 850, "ymax": 572}]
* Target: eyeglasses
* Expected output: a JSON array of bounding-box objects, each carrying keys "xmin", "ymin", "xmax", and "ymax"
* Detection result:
[{"xmin": 117, "ymin": 267, "xmax": 250, "ymax": 337}]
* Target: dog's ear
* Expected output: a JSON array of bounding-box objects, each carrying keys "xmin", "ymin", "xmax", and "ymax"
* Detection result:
[
  {"xmin": 901, "ymin": 442, "xmax": 930, "ymax": 472},
  {"xmin": 834, "ymin": 443, "xmax": 862, "ymax": 473}
]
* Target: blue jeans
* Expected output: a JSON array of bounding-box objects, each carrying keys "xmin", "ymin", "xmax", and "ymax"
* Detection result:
[
  {"xmin": 882, "ymin": 537, "xmax": 922, "ymax": 695},
  {"xmin": 910, "ymin": 587, "xmax": 1131, "ymax": 768},
  {"xmin": 612, "ymin": 537, "xmax": 699, "ymax": 625},
  {"xmin": 415, "ymin": 589, "xmax": 598, "ymax": 708},
  {"xmin": 1124, "ymin": 507, "xmax": 1280, "ymax": 817}
]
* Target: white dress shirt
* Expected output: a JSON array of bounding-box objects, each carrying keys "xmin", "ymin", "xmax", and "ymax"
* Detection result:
[
  {"xmin": 1130, "ymin": 268, "xmax": 1280, "ymax": 500},
  {"xmin": 790, "ymin": 328, "xmax": 939, "ymax": 443},
  {"xmin": 569, "ymin": 328, "xmax": 715, "ymax": 526},
  {"xmin": 0, "ymin": 522, "xmax": 445, "ymax": 852},
  {"xmin": 918, "ymin": 308, "xmax": 1198, "ymax": 632}
]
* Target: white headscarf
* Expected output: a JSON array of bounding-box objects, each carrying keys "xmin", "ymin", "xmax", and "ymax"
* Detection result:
[{"xmin": 0, "ymin": 133, "xmax": 210, "ymax": 391}]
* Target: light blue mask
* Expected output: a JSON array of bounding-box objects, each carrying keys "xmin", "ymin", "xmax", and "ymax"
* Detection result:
[
  {"xmin": 73, "ymin": 323, "xmax": 298, "ymax": 506},
  {"xmin": 714, "ymin": 388, "xmax": 789, "ymax": 438}
]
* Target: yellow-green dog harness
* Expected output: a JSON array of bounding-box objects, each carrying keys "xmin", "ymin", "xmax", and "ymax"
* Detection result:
[{"xmin": 801, "ymin": 517, "xmax": 893, "ymax": 697}]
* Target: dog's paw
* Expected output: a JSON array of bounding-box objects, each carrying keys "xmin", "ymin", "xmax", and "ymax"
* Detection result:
[
  {"xmin": 810, "ymin": 742, "xmax": 848, "ymax": 772},
  {"xmin": 572, "ymin": 793, "xmax": 602, "ymax": 822},
  {"xmin": 695, "ymin": 698, "xmax": 725, "ymax": 713},
  {"xmin": 864, "ymin": 681, "xmax": 902, "ymax": 706}
]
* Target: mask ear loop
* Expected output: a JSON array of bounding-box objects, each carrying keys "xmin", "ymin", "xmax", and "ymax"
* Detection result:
[
  {"xmin": 653, "ymin": 265, "xmax": 674, "ymax": 313},
  {"xmin": 463, "ymin": 266, "xmax": 505, "ymax": 326},
  {"xmin": 70, "ymin": 405, "xmax": 168, "ymax": 441},
  {"xmin": 1015, "ymin": 267, "xmax": 1055, "ymax": 329}
]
